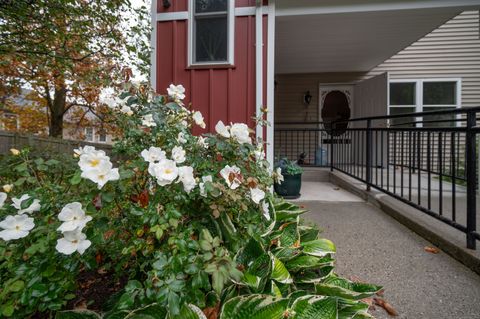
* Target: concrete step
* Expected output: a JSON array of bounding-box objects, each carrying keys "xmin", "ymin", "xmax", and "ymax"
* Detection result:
[{"xmin": 301, "ymin": 167, "xmax": 330, "ymax": 182}]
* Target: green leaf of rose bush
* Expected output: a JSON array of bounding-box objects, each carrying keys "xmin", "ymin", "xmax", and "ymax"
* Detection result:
[{"xmin": 0, "ymin": 83, "xmax": 381, "ymax": 318}]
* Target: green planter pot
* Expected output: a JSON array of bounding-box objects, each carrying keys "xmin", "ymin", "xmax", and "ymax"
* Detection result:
[{"xmin": 274, "ymin": 173, "xmax": 302, "ymax": 199}]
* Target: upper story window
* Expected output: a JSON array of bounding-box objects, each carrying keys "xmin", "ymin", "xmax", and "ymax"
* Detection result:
[
  {"xmin": 389, "ymin": 79, "xmax": 460, "ymax": 128},
  {"xmin": 85, "ymin": 127, "xmax": 94, "ymax": 142},
  {"xmin": 189, "ymin": 0, "xmax": 234, "ymax": 66},
  {"xmin": 98, "ymin": 132, "xmax": 107, "ymax": 143}
]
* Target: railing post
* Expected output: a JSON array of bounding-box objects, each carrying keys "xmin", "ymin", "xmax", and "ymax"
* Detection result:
[
  {"xmin": 466, "ymin": 110, "xmax": 477, "ymax": 249},
  {"xmin": 366, "ymin": 119, "xmax": 372, "ymax": 191},
  {"xmin": 330, "ymin": 122, "xmax": 335, "ymax": 172}
]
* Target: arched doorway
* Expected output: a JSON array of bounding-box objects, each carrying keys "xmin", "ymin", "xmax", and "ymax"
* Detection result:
[{"xmin": 320, "ymin": 88, "xmax": 352, "ymax": 136}]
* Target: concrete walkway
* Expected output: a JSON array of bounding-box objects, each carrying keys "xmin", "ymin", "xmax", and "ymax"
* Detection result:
[{"xmin": 297, "ymin": 185, "xmax": 480, "ymax": 318}]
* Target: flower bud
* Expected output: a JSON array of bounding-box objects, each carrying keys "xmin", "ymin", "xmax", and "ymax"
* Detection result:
[{"xmin": 2, "ymin": 184, "xmax": 13, "ymax": 193}]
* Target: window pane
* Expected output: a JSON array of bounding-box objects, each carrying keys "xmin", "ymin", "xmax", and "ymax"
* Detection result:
[
  {"xmin": 423, "ymin": 82, "xmax": 456, "ymax": 105},
  {"xmin": 390, "ymin": 82, "xmax": 415, "ymax": 105},
  {"xmin": 85, "ymin": 128, "xmax": 93, "ymax": 141},
  {"xmin": 195, "ymin": 0, "xmax": 227, "ymax": 13},
  {"xmin": 195, "ymin": 17, "xmax": 227, "ymax": 62},
  {"xmin": 389, "ymin": 107, "xmax": 416, "ymax": 127},
  {"xmin": 422, "ymin": 107, "xmax": 456, "ymax": 127}
]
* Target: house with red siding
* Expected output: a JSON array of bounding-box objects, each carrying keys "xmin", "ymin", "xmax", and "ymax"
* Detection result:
[{"xmin": 151, "ymin": 0, "xmax": 480, "ymax": 166}]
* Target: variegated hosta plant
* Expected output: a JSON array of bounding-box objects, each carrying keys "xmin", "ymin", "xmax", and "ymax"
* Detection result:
[{"xmin": 0, "ymin": 83, "xmax": 381, "ymax": 318}]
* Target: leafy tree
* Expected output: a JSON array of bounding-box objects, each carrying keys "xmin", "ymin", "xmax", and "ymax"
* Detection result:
[{"xmin": 0, "ymin": 0, "xmax": 151, "ymax": 138}]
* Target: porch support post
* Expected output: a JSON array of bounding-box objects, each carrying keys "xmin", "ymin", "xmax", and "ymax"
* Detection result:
[
  {"xmin": 255, "ymin": 0, "xmax": 263, "ymax": 141},
  {"xmin": 266, "ymin": 0, "xmax": 275, "ymax": 167}
]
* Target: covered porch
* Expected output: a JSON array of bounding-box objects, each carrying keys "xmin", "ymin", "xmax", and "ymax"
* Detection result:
[{"xmin": 271, "ymin": 0, "xmax": 480, "ymax": 249}]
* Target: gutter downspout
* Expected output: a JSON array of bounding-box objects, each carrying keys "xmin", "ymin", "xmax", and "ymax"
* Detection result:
[{"xmin": 255, "ymin": 0, "xmax": 263, "ymax": 140}]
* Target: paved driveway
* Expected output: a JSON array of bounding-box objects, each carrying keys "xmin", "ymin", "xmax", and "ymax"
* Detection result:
[{"xmin": 300, "ymin": 198, "xmax": 480, "ymax": 319}]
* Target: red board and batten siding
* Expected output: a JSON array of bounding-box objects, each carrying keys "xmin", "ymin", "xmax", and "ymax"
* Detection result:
[{"xmin": 155, "ymin": 0, "xmax": 269, "ymax": 136}]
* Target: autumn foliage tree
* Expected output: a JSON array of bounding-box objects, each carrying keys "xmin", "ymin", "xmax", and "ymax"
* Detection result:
[{"xmin": 0, "ymin": 0, "xmax": 150, "ymax": 138}]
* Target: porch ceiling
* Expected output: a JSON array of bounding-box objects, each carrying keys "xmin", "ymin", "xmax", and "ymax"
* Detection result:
[{"xmin": 275, "ymin": 6, "xmax": 475, "ymax": 74}]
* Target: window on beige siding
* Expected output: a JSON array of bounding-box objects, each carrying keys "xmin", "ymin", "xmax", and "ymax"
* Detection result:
[{"xmin": 389, "ymin": 79, "xmax": 460, "ymax": 128}]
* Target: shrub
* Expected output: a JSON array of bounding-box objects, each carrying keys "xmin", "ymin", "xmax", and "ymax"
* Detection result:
[{"xmin": 0, "ymin": 83, "xmax": 380, "ymax": 318}]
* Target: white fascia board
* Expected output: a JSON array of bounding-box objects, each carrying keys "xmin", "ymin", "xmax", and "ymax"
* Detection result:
[{"xmin": 276, "ymin": 0, "xmax": 480, "ymax": 17}]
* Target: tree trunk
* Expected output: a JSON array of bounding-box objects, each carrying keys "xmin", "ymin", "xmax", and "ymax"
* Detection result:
[{"xmin": 49, "ymin": 84, "xmax": 67, "ymax": 138}]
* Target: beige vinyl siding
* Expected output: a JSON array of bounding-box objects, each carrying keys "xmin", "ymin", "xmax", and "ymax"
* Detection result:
[
  {"xmin": 368, "ymin": 10, "xmax": 480, "ymax": 108},
  {"xmin": 274, "ymin": 72, "xmax": 365, "ymax": 124}
]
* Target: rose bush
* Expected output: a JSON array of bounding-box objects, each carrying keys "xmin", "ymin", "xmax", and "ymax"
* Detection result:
[{"xmin": 0, "ymin": 83, "xmax": 381, "ymax": 318}]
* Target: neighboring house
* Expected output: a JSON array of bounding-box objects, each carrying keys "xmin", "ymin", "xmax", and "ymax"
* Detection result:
[
  {"xmin": 0, "ymin": 90, "xmax": 114, "ymax": 144},
  {"xmin": 151, "ymin": 0, "xmax": 480, "ymax": 164}
]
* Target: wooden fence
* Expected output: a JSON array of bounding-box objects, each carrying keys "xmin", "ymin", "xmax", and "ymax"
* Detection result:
[{"xmin": 0, "ymin": 130, "xmax": 113, "ymax": 156}]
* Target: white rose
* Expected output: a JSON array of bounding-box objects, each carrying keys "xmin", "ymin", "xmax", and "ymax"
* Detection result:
[
  {"xmin": 142, "ymin": 114, "xmax": 156, "ymax": 127},
  {"xmin": 192, "ymin": 111, "xmax": 206, "ymax": 129},
  {"xmin": 250, "ymin": 187, "xmax": 265, "ymax": 204},
  {"xmin": 230, "ymin": 123, "xmax": 251, "ymax": 144},
  {"xmin": 177, "ymin": 166, "xmax": 197, "ymax": 193},
  {"xmin": 149, "ymin": 159, "xmax": 179, "ymax": 186},
  {"xmin": 274, "ymin": 167, "xmax": 284, "ymax": 184},
  {"xmin": 197, "ymin": 136, "xmax": 208, "ymax": 149},
  {"xmin": 215, "ymin": 121, "xmax": 230, "ymax": 138},
  {"xmin": 167, "ymin": 84, "xmax": 186, "ymax": 101},
  {"xmin": 220, "ymin": 165, "xmax": 242, "ymax": 189},
  {"xmin": 57, "ymin": 202, "xmax": 92, "ymax": 233},
  {"xmin": 171, "ymin": 146, "xmax": 186, "ymax": 164},
  {"xmin": 0, "ymin": 214, "xmax": 35, "ymax": 241},
  {"xmin": 55, "ymin": 229, "xmax": 91, "ymax": 255},
  {"xmin": 141, "ymin": 146, "xmax": 166, "ymax": 163},
  {"xmin": 11, "ymin": 194, "xmax": 41, "ymax": 215},
  {"xmin": 74, "ymin": 145, "xmax": 96, "ymax": 157},
  {"xmin": 120, "ymin": 104, "xmax": 133, "ymax": 116},
  {"xmin": 177, "ymin": 132, "xmax": 187, "ymax": 144},
  {"xmin": 0, "ymin": 192, "xmax": 6, "ymax": 209}
]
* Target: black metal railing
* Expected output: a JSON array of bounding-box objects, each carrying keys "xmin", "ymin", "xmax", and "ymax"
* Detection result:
[{"xmin": 274, "ymin": 107, "xmax": 479, "ymax": 249}]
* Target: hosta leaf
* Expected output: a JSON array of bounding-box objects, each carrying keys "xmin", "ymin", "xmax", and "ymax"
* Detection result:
[
  {"xmin": 278, "ymin": 221, "xmax": 299, "ymax": 248},
  {"xmin": 273, "ymin": 247, "xmax": 301, "ymax": 261},
  {"xmin": 219, "ymin": 213, "xmax": 238, "ymax": 246},
  {"xmin": 315, "ymin": 276, "xmax": 382, "ymax": 300},
  {"xmin": 241, "ymin": 272, "xmax": 262, "ymax": 291},
  {"xmin": 55, "ymin": 310, "xmax": 102, "ymax": 319},
  {"xmin": 270, "ymin": 253, "xmax": 293, "ymax": 284},
  {"xmin": 249, "ymin": 254, "xmax": 272, "ymax": 279},
  {"xmin": 302, "ymin": 239, "xmax": 336, "ymax": 257},
  {"xmin": 286, "ymin": 255, "xmax": 334, "ymax": 271},
  {"xmin": 170, "ymin": 304, "xmax": 207, "ymax": 319},
  {"xmin": 294, "ymin": 266, "xmax": 335, "ymax": 284},
  {"xmin": 220, "ymin": 295, "xmax": 288, "ymax": 319},
  {"xmin": 338, "ymin": 300, "xmax": 371, "ymax": 319},
  {"xmin": 270, "ymin": 281, "xmax": 283, "ymax": 298},
  {"xmin": 291, "ymin": 295, "xmax": 337, "ymax": 319},
  {"xmin": 236, "ymin": 239, "xmax": 265, "ymax": 267},
  {"xmin": 299, "ymin": 226, "xmax": 320, "ymax": 242},
  {"xmin": 272, "ymin": 200, "xmax": 307, "ymax": 222}
]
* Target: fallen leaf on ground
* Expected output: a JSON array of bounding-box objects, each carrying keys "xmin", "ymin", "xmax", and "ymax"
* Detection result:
[
  {"xmin": 424, "ymin": 246, "xmax": 440, "ymax": 254},
  {"xmin": 74, "ymin": 299, "xmax": 88, "ymax": 310},
  {"xmin": 376, "ymin": 289, "xmax": 385, "ymax": 296},
  {"xmin": 203, "ymin": 303, "xmax": 220, "ymax": 319},
  {"xmin": 374, "ymin": 297, "xmax": 398, "ymax": 316}
]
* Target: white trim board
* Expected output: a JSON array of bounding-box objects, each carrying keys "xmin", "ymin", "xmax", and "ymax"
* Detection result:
[
  {"xmin": 275, "ymin": 0, "xmax": 480, "ymax": 17},
  {"xmin": 266, "ymin": 0, "xmax": 275, "ymax": 167},
  {"xmin": 155, "ymin": 7, "xmax": 270, "ymax": 22},
  {"xmin": 150, "ymin": 0, "xmax": 157, "ymax": 91},
  {"xmin": 255, "ymin": 3, "xmax": 263, "ymax": 140}
]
